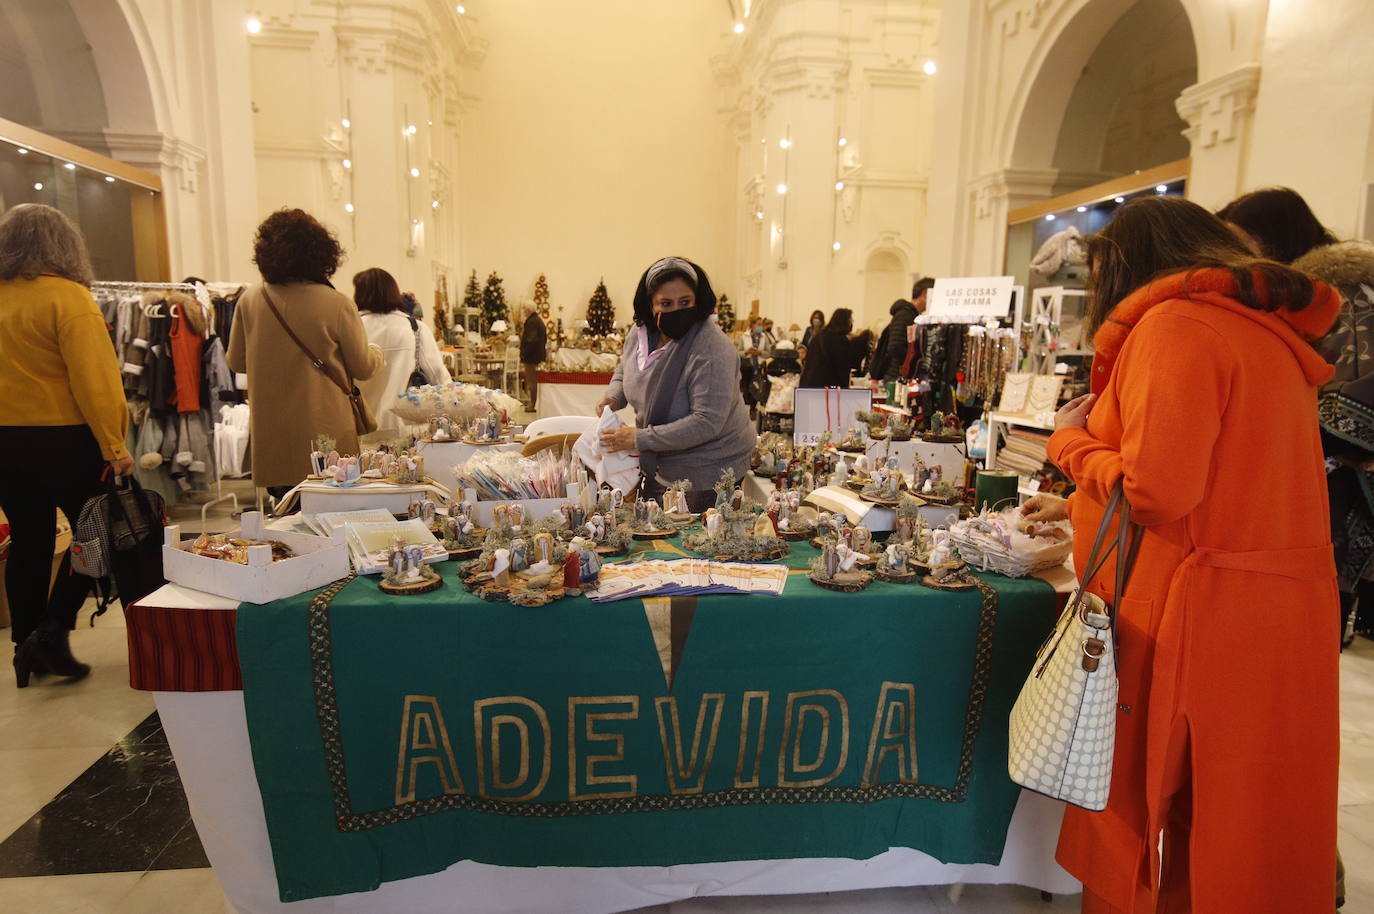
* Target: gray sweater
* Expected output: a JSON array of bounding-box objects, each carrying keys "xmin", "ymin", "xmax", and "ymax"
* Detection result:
[{"xmin": 605, "ymin": 321, "xmax": 755, "ymax": 489}]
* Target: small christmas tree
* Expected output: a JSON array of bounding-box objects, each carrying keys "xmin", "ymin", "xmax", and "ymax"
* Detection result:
[
  {"xmin": 433, "ymin": 288, "xmax": 451, "ymax": 342},
  {"xmin": 481, "ymin": 271, "xmax": 509, "ymax": 332},
  {"xmin": 461, "ymin": 270, "xmax": 482, "ymax": 333},
  {"xmin": 586, "ymin": 278, "xmax": 614, "ymax": 336},
  {"xmin": 533, "ymin": 273, "xmax": 551, "ymax": 318},
  {"xmin": 717, "ymin": 293, "xmax": 735, "ymax": 332}
]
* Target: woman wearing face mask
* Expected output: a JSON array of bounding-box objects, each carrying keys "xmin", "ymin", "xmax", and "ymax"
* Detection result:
[
  {"xmin": 800, "ymin": 309, "xmax": 826, "ymax": 353},
  {"xmin": 596, "ymin": 257, "xmax": 754, "ymax": 511}
]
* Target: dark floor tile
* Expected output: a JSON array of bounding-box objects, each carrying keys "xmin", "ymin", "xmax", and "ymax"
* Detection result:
[{"xmin": 0, "ymin": 711, "xmax": 207, "ymax": 877}]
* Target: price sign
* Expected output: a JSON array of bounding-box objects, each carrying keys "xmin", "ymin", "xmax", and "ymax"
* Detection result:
[{"xmin": 792, "ymin": 387, "xmax": 873, "ymax": 446}]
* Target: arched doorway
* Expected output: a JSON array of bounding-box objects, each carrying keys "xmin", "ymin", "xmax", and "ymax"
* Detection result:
[{"xmin": 862, "ymin": 249, "xmax": 910, "ymax": 334}]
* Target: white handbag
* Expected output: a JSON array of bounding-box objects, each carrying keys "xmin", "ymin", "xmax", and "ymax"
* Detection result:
[{"xmin": 1008, "ymin": 482, "xmax": 1141, "ymax": 811}]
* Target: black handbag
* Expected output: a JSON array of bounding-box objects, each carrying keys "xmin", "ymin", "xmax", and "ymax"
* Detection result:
[{"xmin": 71, "ymin": 473, "xmax": 166, "ymax": 609}]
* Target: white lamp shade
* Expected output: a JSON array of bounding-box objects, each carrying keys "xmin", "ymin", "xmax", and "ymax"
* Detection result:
[
  {"xmin": 575, "ymin": 319, "xmax": 590, "ymax": 329},
  {"xmin": 489, "ymin": 320, "xmax": 509, "ymax": 333}
]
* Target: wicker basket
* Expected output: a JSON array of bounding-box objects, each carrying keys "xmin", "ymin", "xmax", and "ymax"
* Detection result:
[{"xmin": 949, "ymin": 527, "xmax": 1072, "ymax": 578}]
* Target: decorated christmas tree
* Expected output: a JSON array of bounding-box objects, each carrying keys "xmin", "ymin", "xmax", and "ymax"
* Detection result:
[
  {"xmin": 461, "ymin": 270, "xmax": 482, "ymax": 332},
  {"xmin": 717, "ymin": 293, "xmax": 735, "ymax": 332},
  {"xmin": 481, "ymin": 271, "xmax": 509, "ymax": 332},
  {"xmin": 586, "ymin": 278, "xmax": 614, "ymax": 336},
  {"xmin": 532, "ymin": 273, "xmax": 551, "ymax": 317}
]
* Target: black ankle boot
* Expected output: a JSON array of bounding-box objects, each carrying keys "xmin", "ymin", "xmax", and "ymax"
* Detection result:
[
  {"xmin": 22, "ymin": 630, "xmax": 90, "ymax": 682},
  {"xmin": 14, "ymin": 639, "xmax": 49, "ymax": 688}
]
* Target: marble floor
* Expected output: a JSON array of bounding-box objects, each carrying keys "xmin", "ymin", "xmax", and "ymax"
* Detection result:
[{"xmin": 1, "ymin": 480, "xmax": 1371, "ymax": 912}]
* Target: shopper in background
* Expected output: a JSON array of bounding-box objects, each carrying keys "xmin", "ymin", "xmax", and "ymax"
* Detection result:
[
  {"xmin": 1050, "ymin": 195, "xmax": 1340, "ymax": 912},
  {"xmin": 737, "ymin": 315, "xmax": 776, "ymax": 417},
  {"xmin": 869, "ymin": 277, "xmax": 932, "ymax": 382},
  {"xmin": 848, "ymin": 328, "xmax": 875, "ymax": 377},
  {"xmin": 798, "ymin": 308, "xmax": 855, "ymax": 388},
  {"xmin": 227, "ymin": 209, "xmax": 383, "ymax": 496},
  {"xmin": 519, "ymin": 305, "xmax": 547, "ymax": 411},
  {"xmin": 0, "ymin": 204, "xmax": 133, "ymax": 685},
  {"xmin": 800, "ymin": 309, "xmax": 825, "ymax": 354},
  {"xmin": 595, "ymin": 256, "xmax": 753, "ymax": 511},
  {"xmin": 353, "ymin": 267, "xmax": 451, "ymax": 439}
]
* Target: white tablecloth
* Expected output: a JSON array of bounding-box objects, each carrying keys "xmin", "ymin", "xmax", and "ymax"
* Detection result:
[
  {"xmin": 538, "ymin": 381, "xmax": 607, "ymax": 419},
  {"xmin": 416, "ymin": 439, "xmax": 520, "ymax": 489},
  {"xmin": 155, "ymin": 690, "xmax": 1078, "ymax": 914}
]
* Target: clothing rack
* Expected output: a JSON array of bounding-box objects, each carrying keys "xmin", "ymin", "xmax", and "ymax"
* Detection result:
[{"xmin": 93, "ymin": 279, "xmax": 243, "ymax": 525}]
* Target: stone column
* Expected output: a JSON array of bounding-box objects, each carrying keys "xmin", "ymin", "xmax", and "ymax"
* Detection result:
[{"xmin": 1174, "ymin": 64, "xmax": 1261, "ymax": 210}]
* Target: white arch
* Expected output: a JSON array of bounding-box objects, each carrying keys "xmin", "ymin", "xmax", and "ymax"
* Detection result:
[{"xmin": 69, "ymin": 0, "xmax": 165, "ymax": 133}]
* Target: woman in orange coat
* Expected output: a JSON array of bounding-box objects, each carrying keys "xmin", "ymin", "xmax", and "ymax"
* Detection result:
[{"xmin": 1047, "ymin": 197, "xmax": 1341, "ymax": 912}]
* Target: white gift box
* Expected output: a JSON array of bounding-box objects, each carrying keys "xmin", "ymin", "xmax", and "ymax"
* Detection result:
[
  {"xmin": 162, "ymin": 511, "xmax": 350, "ymax": 603},
  {"xmin": 462, "ymin": 484, "xmax": 584, "ymax": 527}
]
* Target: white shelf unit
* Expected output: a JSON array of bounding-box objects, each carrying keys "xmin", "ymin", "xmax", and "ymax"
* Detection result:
[
  {"xmin": 985, "ymin": 411, "xmax": 1056, "ymax": 500},
  {"xmin": 1024, "ymin": 286, "xmax": 1089, "ymax": 373}
]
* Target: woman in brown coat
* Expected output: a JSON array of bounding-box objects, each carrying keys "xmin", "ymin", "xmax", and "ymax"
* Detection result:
[
  {"xmin": 227, "ymin": 209, "xmax": 382, "ymax": 492},
  {"xmin": 1049, "ymin": 197, "xmax": 1341, "ymax": 912}
]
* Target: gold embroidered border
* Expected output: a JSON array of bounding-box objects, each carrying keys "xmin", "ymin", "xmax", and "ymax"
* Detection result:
[{"xmin": 306, "ymin": 575, "xmax": 1000, "ymax": 832}]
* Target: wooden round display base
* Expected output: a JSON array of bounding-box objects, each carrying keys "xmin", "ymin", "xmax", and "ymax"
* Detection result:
[
  {"xmin": 836, "ymin": 445, "xmax": 867, "ymax": 454},
  {"xmin": 420, "ymin": 436, "xmax": 457, "ymax": 444},
  {"xmin": 875, "ymin": 568, "xmax": 921, "ymax": 585},
  {"xmin": 858, "ymin": 492, "xmax": 904, "ymax": 507},
  {"xmin": 379, "ymin": 572, "xmax": 444, "ymax": 596},
  {"xmin": 920, "ymin": 434, "xmax": 963, "ymax": 444},
  {"xmin": 809, "ymin": 571, "xmax": 873, "ymax": 592},
  {"xmin": 665, "ymin": 512, "xmax": 697, "ymax": 526},
  {"xmin": 917, "ymin": 493, "xmax": 962, "ymax": 506},
  {"xmin": 460, "ymin": 437, "xmax": 508, "ymax": 446},
  {"xmin": 631, "ymin": 529, "xmax": 678, "ymax": 540},
  {"xmin": 752, "ymin": 469, "xmax": 778, "ymax": 479},
  {"xmin": 595, "ymin": 544, "xmax": 629, "ymax": 557},
  {"xmin": 921, "ymin": 572, "xmax": 977, "ymax": 592},
  {"xmin": 780, "ymin": 529, "xmax": 813, "ymax": 542},
  {"xmin": 845, "ymin": 479, "xmax": 870, "ymax": 492}
]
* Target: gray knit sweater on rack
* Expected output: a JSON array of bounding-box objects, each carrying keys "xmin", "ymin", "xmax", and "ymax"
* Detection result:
[{"xmin": 604, "ymin": 320, "xmax": 755, "ymax": 490}]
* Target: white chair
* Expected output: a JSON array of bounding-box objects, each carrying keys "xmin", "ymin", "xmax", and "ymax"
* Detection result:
[{"xmin": 523, "ymin": 415, "xmax": 597, "ymax": 442}]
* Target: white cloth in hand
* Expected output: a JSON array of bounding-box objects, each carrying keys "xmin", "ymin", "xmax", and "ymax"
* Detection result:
[{"xmin": 573, "ymin": 407, "xmax": 640, "ymax": 493}]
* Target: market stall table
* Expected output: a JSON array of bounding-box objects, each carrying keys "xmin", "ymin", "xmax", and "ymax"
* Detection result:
[
  {"xmin": 281, "ymin": 480, "xmax": 453, "ymax": 516},
  {"xmin": 127, "ymin": 541, "xmax": 1079, "ymax": 914},
  {"xmin": 415, "ymin": 438, "xmax": 521, "ymax": 488},
  {"xmin": 536, "ymin": 370, "xmax": 615, "ymax": 419}
]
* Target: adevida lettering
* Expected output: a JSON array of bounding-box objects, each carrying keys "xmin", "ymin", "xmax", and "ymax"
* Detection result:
[{"xmin": 393, "ymin": 683, "xmax": 920, "ymax": 807}]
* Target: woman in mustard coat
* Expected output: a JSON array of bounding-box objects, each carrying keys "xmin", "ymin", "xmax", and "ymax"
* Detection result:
[{"xmin": 1048, "ymin": 197, "xmax": 1341, "ymax": 912}]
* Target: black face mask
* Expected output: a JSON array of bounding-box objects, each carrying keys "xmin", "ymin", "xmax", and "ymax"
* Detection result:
[{"xmin": 656, "ymin": 308, "xmax": 697, "ymax": 340}]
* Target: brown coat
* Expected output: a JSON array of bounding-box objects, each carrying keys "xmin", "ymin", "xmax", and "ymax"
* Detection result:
[
  {"xmin": 1050, "ymin": 269, "xmax": 1342, "ymax": 912},
  {"xmin": 226, "ymin": 282, "xmax": 383, "ymax": 488}
]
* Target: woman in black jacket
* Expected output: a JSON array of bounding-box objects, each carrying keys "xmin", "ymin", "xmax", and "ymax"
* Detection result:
[{"xmin": 798, "ymin": 308, "xmax": 854, "ymax": 388}]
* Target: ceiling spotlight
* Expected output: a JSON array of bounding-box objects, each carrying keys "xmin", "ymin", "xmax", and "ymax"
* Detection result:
[
  {"xmin": 341, "ymin": 118, "xmax": 351, "ymax": 129},
  {"xmin": 779, "ymin": 138, "xmax": 791, "ymax": 149},
  {"xmin": 344, "ymin": 203, "xmax": 354, "ymax": 213},
  {"xmin": 432, "ymin": 200, "xmax": 440, "ymax": 208},
  {"xmin": 33, "ymin": 182, "xmax": 43, "ymax": 190},
  {"xmin": 427, "ymin": 120, "xmax": 433, "ymax": 126},
  {"xmin": 1044, "ymin": 214, "xmax": 1056, "ymax": 221},
  {"xmin": 411, "ymin": 218, "xmax": 419, "ymax": 225},
  {"xmin": 1156, "ymin": 184, "xmax": 1168, "ymax": 194},
  {"xmin": 246, "ymin": 18, "xmax": 262, "ymax": 34},
  {"xmin": 406, "ymin": 124, "xmax": 417, "ymax": 135},
  {"xmin": 1114, "ymin": 196, "xmax": 1125, "ymax": 204},
  {"xmin": 1076, "ymin": 206, "xmax": 1087, "ymax": 213},
  {"xmin": 922, "ymin": 60, "xmax": 937, "ymax": 75},
  {"xmin": 409, "ymin": 167, "xmax": 421, "ymax": 177},
  {"xmin": 833, "ymin": 241, "xmax": 842, "ymax": 251},
  {"xmin": 455, "ymin": 4, "xmax": 466, "ymax": 13},
  {"xmin": 754, "ymin": 210, "xmax": 764, "ymax": 219},
  {"xmin": 16, "ymin": 148, "xmax": 28, "ymax": 155},
  {"xmin": 64, "ymin": 162, "xmax": 76, "ymax": 170},
  {"xmin": 733, "ymin": 22, "xmax": 745, "ymax": 34},
  {"xmin": 837, "ymin": 137, "xmax": 848, "ymax": 147},
  {"xmin": 776, "ymin": 183, "xmax": 788, "ymax": 195},
  {"xmin": 342, "ymin": 158, "xmax": 351, "ymax": 169},
  {"xmin": 104, "ymin": 176, "xmax": 116, "ymax": 183},
  {"xmin": 835, "ymin": 181, "xmax": 845, "ymax": 191}
]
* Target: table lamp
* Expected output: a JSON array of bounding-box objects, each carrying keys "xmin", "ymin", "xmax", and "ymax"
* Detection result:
[{"xmin": 489, "ymin": 320, "xmax": 509, "ymax": 334}]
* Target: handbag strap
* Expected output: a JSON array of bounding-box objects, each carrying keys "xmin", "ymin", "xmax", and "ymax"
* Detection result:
[{"xmin": 260, "ymin": 286, "xmax": 358, "ymax": 399}]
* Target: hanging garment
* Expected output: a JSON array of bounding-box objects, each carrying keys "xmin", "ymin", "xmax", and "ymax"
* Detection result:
[
  {"xmin": 203, "ymin": 337, "xmax": 235, "ymax": 405},
  {"xmin": 168, "ymin": 310, "xmax": 205, "ymax": 413}
]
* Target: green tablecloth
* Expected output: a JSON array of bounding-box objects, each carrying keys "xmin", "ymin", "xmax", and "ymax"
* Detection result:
[{"xmin": 237, "ymin": 539, "xmax": 1057, "ymax": 902}]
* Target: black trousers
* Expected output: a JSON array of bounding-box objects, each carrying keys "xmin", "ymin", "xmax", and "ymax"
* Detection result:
[{"xmin": 0, "ymin": 426, "xmax": 106, "ymax": 644}]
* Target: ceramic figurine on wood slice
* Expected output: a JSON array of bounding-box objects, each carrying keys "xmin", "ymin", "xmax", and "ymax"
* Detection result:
[
  {"xmin": 809, "ymin": 540, "xmax": 873, "ymax": 592},
  {"xmin": 837, "ymin": 426, "xmax": 866, "ymax": 453},
  {"xmin": 921, "ymin": 409, "xmax": 965, "ymax": 444},
  {"xmin": 428, "ymin": 416, "xmax": 455, "ymax": 442},
  {"xmin": 441, "ymin": 510, "xmax": 484, "ymax": 559},
  {"xmin": 876, "ymin": 540, "xmax": 921, "ymax": 584},
  {"xmin": 379, "ymin": 538, "xmax": 443, "ymax": 595},
  {"xmin": 846, "ymin": 454, "xmax": 872, "ymax": 490},
  {"xmin": 665, "ymin": 482, "xmax": 694, "ymax": 523},
  {"xmin": 509, "ymin": 503, "xmax": 525, "ymax": 534},
  {"xmin": 563, "ymin": 538, "xmax": 585, "ymax": 594},
  {"xmin": 630, "ymin": 495, "xmax": 677, "ymax": 539}
]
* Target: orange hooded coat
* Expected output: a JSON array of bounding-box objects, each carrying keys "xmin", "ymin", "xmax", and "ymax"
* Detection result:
[{"xmin": 1048, "ymin": 269, "xmax": 1342, "ymax": 913}]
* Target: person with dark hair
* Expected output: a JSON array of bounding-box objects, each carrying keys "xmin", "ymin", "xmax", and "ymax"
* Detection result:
[
  {"xmin": 800, "ymin": 309, "xmax": 826, "ymax": 352},
  {"xmin": 0, "ymin": 204, "xmax": 132, "ymax": 685},
  {"xmin": 595, "ymin": 257, "xmax": 753, "ymax": 511},
  {"xmin": 798, "ymin": 308, "xmax": 854, "ymax": 388},
  {"xmin": 870, "ymin": 277, "xmax": 934, "ymax": 382},
  {"xmin": 1048, "ymin": 195, "xmax": 1340, "ymax": 913},
  {"xmin": 848, "ymin": 327, "xmax": 875, "ymax": 376},
  {"xmin": 353, "ymin": 267, "xmax": 450, "ymax": 437},
  {"xmin": 227, "ymin": 209, "xmax": 383, "ymax": 494},
  {"xmin": 518, "ymin": 304, "xmax": 547, "ymax": 410}
]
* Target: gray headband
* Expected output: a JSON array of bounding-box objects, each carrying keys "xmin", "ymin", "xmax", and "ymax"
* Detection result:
[{"xmin": 645, "ymin": 257, "xmax": 698, "ymax": 291}]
